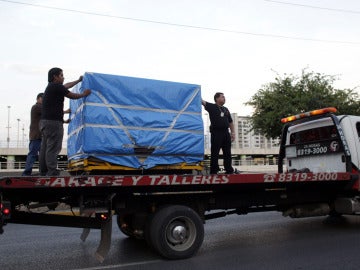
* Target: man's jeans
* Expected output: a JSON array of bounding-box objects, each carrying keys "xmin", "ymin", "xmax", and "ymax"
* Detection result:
[{"xmin": 22, "ymin": 139, "xmax": 41, "ymax": 176}]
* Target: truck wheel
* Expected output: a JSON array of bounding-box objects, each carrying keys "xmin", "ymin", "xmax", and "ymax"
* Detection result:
[{"xmin": 148, "ymin": 205, "xmax": 204, "ymax": 259}]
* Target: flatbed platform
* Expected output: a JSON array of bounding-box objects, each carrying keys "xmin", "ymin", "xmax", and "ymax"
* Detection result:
[{"xmin": 0, "ymin": 171, "xmax": 358, "ymax": 261}]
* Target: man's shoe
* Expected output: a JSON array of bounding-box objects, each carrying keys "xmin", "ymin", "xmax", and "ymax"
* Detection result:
[
  {"xmin": 226, "ymin": 169, "xmax": 241, "ymax": 174},
  {"xmin": 46, "ymin": 169, "xmax": 61, "ymax": 176}
]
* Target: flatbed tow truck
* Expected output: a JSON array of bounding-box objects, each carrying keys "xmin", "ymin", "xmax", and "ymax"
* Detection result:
[{"xmin": 1, "ymin": 108, "xmax": 360, "ymax": 262}]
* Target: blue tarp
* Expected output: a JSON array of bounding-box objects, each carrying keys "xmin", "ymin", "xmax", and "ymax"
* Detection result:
[{"xmin": 67, "ymin": 72, "xmax": 204, "ymax": 169}]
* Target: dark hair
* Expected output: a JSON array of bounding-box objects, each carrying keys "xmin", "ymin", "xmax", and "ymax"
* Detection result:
[
  {"xmin": 214, "ymin": 92, "xmax": 224, "ymax": 102},
  {"xmin": 48, "ymin": 67, "xmax": 62, "ymax": 82},
  {"xmin": 36, "ymin": 93, "xmax": 44, "ymax": 99}
]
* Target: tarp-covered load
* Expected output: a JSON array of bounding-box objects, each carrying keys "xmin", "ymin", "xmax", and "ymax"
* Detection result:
[{"xmin": 67, "ymin": 72, "xmax": 204, "ymax": 170}]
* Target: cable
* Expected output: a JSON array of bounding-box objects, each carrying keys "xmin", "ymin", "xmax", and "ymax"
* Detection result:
[
  {"xmin": 265, "ymin": 0, "xmax": 360, "ymax": 14},
  {"xmin": 1, "ymin": 0, "xmax": 360, "ymax": 45}
]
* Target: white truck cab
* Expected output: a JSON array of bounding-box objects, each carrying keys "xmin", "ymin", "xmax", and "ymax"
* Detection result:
[{"xmin": 279, "ymin": 108, "xmax": 360, "ymax": 173}]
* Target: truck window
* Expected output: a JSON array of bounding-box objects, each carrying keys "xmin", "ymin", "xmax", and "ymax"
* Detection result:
[
  {"xmin": 289, "ymin": 125, "xmax": 337, "ymax": 145},
  {"xmin": 356, "ymin": 123, "xmax": 360, "ymax": 138}
]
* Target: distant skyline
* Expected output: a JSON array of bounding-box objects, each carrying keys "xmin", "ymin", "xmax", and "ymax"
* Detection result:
[{"xmin": 1, "ymin": 0, "xmax": 359, "ymax": 143}]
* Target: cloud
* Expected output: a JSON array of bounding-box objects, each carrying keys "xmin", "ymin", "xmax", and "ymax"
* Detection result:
[{"xmin": 1, "ymin": 63, "xmax": 46, "ymax": 76}]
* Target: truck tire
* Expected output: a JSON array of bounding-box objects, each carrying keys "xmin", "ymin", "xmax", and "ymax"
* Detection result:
[{"xmin": 147, "ymin": 205, "xmax": 204, "ymax": 259}]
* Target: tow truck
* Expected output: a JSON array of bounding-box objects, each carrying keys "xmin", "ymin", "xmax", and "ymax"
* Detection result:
[{"xmin": 0, "ymin": 107, "xmax": 359, "ymax": 262}]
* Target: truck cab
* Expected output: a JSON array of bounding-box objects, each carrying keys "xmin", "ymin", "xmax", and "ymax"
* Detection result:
[{"xmin": 279, "ymin": 107, "xmax": 360, "ymax": 173}]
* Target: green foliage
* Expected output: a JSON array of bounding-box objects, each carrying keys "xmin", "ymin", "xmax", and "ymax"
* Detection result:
[{"xmin": 246, "ymin": 70, "xmax": 360, "ymax": 139}]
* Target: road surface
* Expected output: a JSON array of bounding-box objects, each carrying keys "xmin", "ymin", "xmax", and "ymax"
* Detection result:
[{"xmin": 1, "ymin": 211, "xmax": 360, "ymax": 270}]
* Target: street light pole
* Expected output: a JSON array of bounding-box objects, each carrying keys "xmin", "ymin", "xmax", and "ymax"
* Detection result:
[
  {"xmin": 7, "ymin": 106, "xmax": 11, "ymax": 148},
  {"xmin": 22, "ymin": 124, "xmax": 25, "ymax": 147},
  {"xmin": 17, "ymin": 118, "xmax": 20, "ymax": 148}
]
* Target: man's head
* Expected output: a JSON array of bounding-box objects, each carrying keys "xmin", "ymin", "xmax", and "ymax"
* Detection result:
[
  {"xmin": 214, "ymin": 92, "xmax": 225, "ymax": 106},
  {"xmin": 36, "ymin": 93, "xmax": 43, "ymax": 104},
  {"xmin": 48, "ymin": 67, "xmax": 64, "ymax": 83}
]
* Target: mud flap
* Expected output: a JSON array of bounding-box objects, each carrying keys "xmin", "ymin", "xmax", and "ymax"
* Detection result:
[
  {"xmin": 79, "ymin": 193, "xmax": 115, "ymax": 262},
  {"xmin": 80, "ymin": 228, "xmax": 90, "ymax": 242},
  {"xmin": 94, "ymin": 215, "xmax": 112, "ymax": 263},
  {"xmin": 80, "ymin": 211, "xmax": 92, "ymax": 242}
]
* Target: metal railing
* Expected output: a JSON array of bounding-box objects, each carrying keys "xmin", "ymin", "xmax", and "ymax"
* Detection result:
[
  {"xmin": 0, "ymin": 161, "xmax": 68, "ymax": 171},
  {"xmin": 0, "ymin": 159, "xmax": 281, "ymax": 171}
]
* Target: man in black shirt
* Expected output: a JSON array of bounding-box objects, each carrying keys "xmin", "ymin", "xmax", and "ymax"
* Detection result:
[
  {"xmin": 39, "ymin": 67, "xmax": 91, "ymax": 176},
  {"xmin": 202, "ymin": 92, "xmax": 235, "ymax": 174}
]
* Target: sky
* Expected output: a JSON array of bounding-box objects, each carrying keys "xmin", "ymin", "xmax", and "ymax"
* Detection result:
[{"xmin": 1, "ymin": 0, "xmax": 360, "ymax": 145}]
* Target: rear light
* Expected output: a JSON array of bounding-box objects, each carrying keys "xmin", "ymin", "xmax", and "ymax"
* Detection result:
[
  {"xmin": 351, "ymin": 168, "xmax": 360, "ymax": 190},
  {"xmin": 96, "ymin": 212, "xmax": 110, "ymax": 222},
  {"xmin": 1, "ymin": 201, "xmax": 11, "ymax": 218}
]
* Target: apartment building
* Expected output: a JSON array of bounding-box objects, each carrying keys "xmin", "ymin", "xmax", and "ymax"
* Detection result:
[{"xmin": 204, "ymin": 113, "xmax": 280, "ymax": 165}]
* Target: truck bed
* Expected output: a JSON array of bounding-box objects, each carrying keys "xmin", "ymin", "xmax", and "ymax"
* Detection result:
[{"xmin": 0, "ymin": 172, "xmax": 356, "ymax": 205}]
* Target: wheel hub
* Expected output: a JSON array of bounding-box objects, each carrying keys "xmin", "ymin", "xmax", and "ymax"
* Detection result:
[
  {"xmin": 167, "ymin": 221, "xmax": 188, "ymax": 245},
  {"xmin": 172, "ymin": 225, "xmax": 186, "ymax": 242}
]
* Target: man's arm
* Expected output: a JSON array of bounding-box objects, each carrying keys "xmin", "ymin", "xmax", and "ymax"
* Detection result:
[
  {"xmin": 201, "ymin": 99, "xmax": 206, "ymax": 106},
  {"xmin": 64, "ymin": 76, "xmax": 83, "ymax": 89},
  {"xmin": 229, "ymin": 122, "xmax": 235, "ymax": 141},
  {"xmin": 66, "ymin": 89, "xmax": 91, "ymax": 100}
]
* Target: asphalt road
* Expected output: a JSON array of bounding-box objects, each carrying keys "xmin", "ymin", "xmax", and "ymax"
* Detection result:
[{"xmin": 1, "ymin": 211, "xmax": 360, "ymax": 270}]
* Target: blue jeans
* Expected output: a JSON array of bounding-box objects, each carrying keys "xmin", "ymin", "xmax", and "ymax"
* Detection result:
[{"xmin": 22, "ymin": 139, "xmax": 41, "ymax": 176}]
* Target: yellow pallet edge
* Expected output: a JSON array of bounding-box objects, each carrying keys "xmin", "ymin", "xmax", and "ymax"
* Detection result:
[{"xmin": 68, "ymin": 158, "xmax": 204, "ymax": 172}]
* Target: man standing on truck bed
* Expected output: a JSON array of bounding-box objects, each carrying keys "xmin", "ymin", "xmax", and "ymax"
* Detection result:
[
  {"xmin": 39, "ymin": 67, "xmax": 91, "ymax": 176},
  {"xmin": 22, "ymin": 92, "xmax": 43, "ymax": 176},
  {"xmin": 202, "ymin": 92, "xmax": 236, "ymax": 174}
]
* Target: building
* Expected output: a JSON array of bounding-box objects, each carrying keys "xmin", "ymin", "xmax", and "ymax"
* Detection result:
[{"xmin": 204, "ymin": 113, "xmax": 280, "ymax": 166}]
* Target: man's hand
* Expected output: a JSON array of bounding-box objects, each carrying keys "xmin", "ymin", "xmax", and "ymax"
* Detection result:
[
  {"xmin": 82, "ymin": 89, "xmax": 91, "ymax": 97},
  {"xmin": 66, "ymin": 89, "xmax": 91, "ymax": 99}
]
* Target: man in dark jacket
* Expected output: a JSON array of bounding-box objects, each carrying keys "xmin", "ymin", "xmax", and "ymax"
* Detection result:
[{"xmin": 22, "ymin": 93, "xmax": 43, "ymax": 176}]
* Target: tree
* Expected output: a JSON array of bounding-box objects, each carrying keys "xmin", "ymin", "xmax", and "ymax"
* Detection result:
[{"xmin": 246, "ymin": 70, "xmax": 360, "ymax": 139}]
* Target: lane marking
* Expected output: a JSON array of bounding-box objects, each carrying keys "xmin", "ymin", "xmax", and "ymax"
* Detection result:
[{"xmin": 72, "ymin": 259, "xmax": 162, "ymax": 270}]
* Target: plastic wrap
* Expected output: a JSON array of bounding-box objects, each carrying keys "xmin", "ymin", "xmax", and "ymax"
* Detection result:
[{"xmin": 67, "ymin": 72, "xmax": 204, "ymax": 169}]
